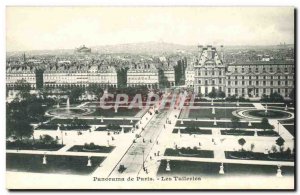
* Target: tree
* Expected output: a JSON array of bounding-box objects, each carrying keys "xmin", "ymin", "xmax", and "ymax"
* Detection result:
[
  {"xmin": 231, "ymin": 116, "xmax": 240, "ymax": 130},
  {"xmin": 289, "ymin": 88, "xmax": 295, "ymax": 102},
  {"xmin": 261, "ymin": 117, "xmax": 273, "ymax": 131},
  {"xmin": 69, "ymin": 87, "xmax": 84, "ymax": 102},
  {"xmin": 26, "ymin": 102, "xmax": 45, "ymax": 122},
  {"xmin": 87, "ymin": 84, "xmax": 104, "ymax": 100},
  {"xmin": 40, "ymin": 134, "xmax": 56, "ymax": 145},
  {"xmin": 276, "ymin": 137, "xmax": 285, "ymax": 152},
  {"xmin": 238, "ymin": 138, "xmax": 246, "ymax": 151},
  {"xmin": 269, "ymin": 92, "xmax": 284, "ymax": 102},
  {"xmin": 6, "ymin": 102, "xmax": 33, "ymax": 140},
  {"xmin": 208, "ymin": 88, "xmax": 217, "ymax": 99},
  {"xmin": 15, "ymin": 79, "xmax": 31, "ymax": 99},
  {"xmin": 216, "ymin": 90, "xmax": 225, "ymax": 98},
  {"xmin": 260, "ymin": 94, "xmax": 269, "ymax": 102}
]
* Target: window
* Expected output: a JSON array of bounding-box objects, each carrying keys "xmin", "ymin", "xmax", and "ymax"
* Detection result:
[
  {"xmin": 212, "ymin": 69, "xmax": 215, "ymax": 76},
  {"xmin": 235, "ymin": 67, "xmax": 238, "ymax": 72},
  {"xmin": 198, "ymin": 79, "xmax": 201, "ymax": 84},
  {"xmin": 263, "ymin": 81, "xmax": 266, "ymax": 86},
  {"xmin": 263, "ymin": 67, "xmax": 266, "ymax": 72},
  {"xmin": 242, "ymin": 68, "xmax": 244, "ymax": 73},
  {"xmin": 256, "ymin": 67, "xmax": 259, "ymax": 72},
  {"xmin": 235, "ymin": 81, "xmax": 238, "ymax": 85},
  {"xmin": 270, "ymin": 81, "xmax": 273, "ymax": 86},
  {"xmin": 249, "ymin": 81, "xmax": 252, "ymax": 85},
  {"xmin": 256, "ymin": 81, "xmax": 259, "ymax": 85},
  {"xmin": 219, "ymin": 78, "xmax": 222, "ymax": 84},
  {"xmin": 284, "ymin": 67, "xmax": 288, "ymax": 72},
  {"xmin": 270, "ymin": 67, "xmax": 273, "ymax": 72},
  {"xmin": 278, "ymin": 81, "xmax": 281, "ymax": 86},
  {"xmin": 249, "ymin": 67, "xmax": 252, "ymax": 72},
  {"xmin": 212, "ymin": 80, "xmax": 215, "ymax": 85},
  {"xmin": 242, "ymin": 81, "xmax": 245, "ymax": 85}
]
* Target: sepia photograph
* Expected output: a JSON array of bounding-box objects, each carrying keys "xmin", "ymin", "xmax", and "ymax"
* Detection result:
[{"xmin": 5, "ymin": 6, "xmax": 295, "ymax": 190}]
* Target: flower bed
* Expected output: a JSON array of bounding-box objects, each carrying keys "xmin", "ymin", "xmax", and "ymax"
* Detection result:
[
  {"xmin": 221, "ymin": 130, "xmax": 255, "ymax": 136},
  {"xmin": 225, "ymin": 151, "xmax": 294, "ymax": 161},
  {"xmin": 164, "ymin": 148, "xmax": 214, "ymax": 158},
  {"xmin": 172, "ymin": 128, "xmax": 212, "ymax": 135},
  {"xmin": 68, "ymin": 145, "xmax": 115, "ymax": 153},
  {"xmin": 257, "ymin": 130, "xmax": 279, "ymax": 137}
]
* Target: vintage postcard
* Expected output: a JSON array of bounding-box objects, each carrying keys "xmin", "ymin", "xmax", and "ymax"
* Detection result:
[{"xmin": 6, "ymin": 7, "xmax": 295, "ymax": 190}]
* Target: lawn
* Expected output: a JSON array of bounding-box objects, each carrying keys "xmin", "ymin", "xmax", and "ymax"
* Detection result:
[
  {"xmin": 221, "ymin": 130, "xmax": 255, "ymax": 136},
  {"xmin": 225, "ymin": 151, "xmax": 294, "ymax": 162},
  {"xmin": 188, "ymin": 108, "xmax": 236, "ymax": 119},
  {"xmin": 89, "ymin": 107, "xmax": 141, "ymax": 117},
  {"xmin": 95, "ymin": 126, "xmax": 132, "ymax": 133},
  {"xmin": 192, "ymin": 102, "xmax": 254, "ymax": 107},
  {"xmin": 6, "ymin": 141, "xmax": 64, "ymax": 151},
  {"xmin": 37, "ymin": 123, "xmax": 90, "ymax": 131},
  {"xmin": 6, "ymin": 153, "xmax": 105, "ymax": 175},
  {"xmin": 257, "ymin": 130, "xmax": 279, "ymax": 137},
  {"xmin": 50, "ymin": 118, "xmax": 139, "ymax": 126},
  {"xmin": 283, "ymin": 125, "xmax": 295, "ymax": 136},
  {"xmin": 164, "ymin": 148, "xmax": 214, "ymax": 158},
  {"xmin": 157, "ymin": 160, "xmax": 294, "ymax": 176},
  {"xmin": 176, "ymin": 121, "xmax": 264, "ymax": 129},
  {"xmin": 172, "ymin": 128, "xmax": 212, "ymax": 135},
  {"xmin": 68, "ymin": 145, "xmax": 115, "ymax": 153}
]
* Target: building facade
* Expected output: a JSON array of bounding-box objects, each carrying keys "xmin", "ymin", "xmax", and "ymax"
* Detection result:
[
  {"xmin": 193, "ymin": 45, "xmax": 294, "ymax": 99},
  {"xmin": 127, "ymin": 61, "xmax": 159, "ymax": 88}
]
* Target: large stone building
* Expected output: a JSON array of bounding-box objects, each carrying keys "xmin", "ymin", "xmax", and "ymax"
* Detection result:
[
  {"xmin": 193, "ymin": 45, "xmax": 294, "ymax": 99},
  {"xmin": 194, "ymin": 45, "xmax": 226, "ymax": 95},
  {"xmin": 43, "ymin": 62, "xmax": 118, "ymax": 88},
  {"xmin": 127, "ymin": 60, "xmax": 159, "ymax": 88}
]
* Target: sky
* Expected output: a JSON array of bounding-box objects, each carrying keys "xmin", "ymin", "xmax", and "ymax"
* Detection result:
[{"xmin": 6, "ymin": 7, "xmax": 294, "ymax": 51}]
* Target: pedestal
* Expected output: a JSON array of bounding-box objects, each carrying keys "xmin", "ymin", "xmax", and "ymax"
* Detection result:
[
  {"xmin": 87, "ymin": 157, "xmax": 92, "ymax": 167},
  {"xmin": 212, "ymin": 107, "xmax": 215, "ymax": 115},
  {"xmin": 285, "ymin": 105, "xmax": 288, "ymax": 111},
  {"xmin": 276, "ymin": 166, "xmax": 282, "ymax": 177},
  {"xmin": 248, "ymin": 121, "xmax": 252, "ymax": 127},
  {"xmin": 166, "ymin": 160, "xmax": 171, "ymax": 172},
  {"xmin": 42, "ymin": 155, "xmax": 47, "ymax": 165},
  {"xmin": 219, "ymin": 163, "xmax": 224, "ymax": 174},
  {"xmin": 181, "ymin": 119, "xmax": 184, "ymax": 124},
  {"xmin": 214, "ymin": 118, "xmax": 217, "ymax": 126}
]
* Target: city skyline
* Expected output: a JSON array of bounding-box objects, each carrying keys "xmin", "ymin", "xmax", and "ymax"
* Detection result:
[{"xmin": 6, "ymin": 7, "xmax": 294, "ymax": 52}]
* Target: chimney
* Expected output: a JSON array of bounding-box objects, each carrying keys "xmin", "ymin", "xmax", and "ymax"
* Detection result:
[
  {"xmin": 198, "ymin": 45, "xmax": 203, "ymax": 58},
  {"xmin": 220, "ymin": 45, "xmax": 224, "ymax": 61}
]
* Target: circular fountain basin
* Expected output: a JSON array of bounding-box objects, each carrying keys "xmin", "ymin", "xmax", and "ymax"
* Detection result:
[
  {"xmin": 46, "ymin": 107, "xmax": 94, "ymax": 117},
  {"xmin": 237, "ymin": 109, "xmax": 294, "ymax": 120}
]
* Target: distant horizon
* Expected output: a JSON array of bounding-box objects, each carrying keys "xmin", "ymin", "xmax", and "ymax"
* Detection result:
[
  {"xmin": 7, "ymin": 7, "xmax": 294, "ymax": 52},
  {"xmin": 6, "ymin": 41, "xmax": 295, "ymax": 53}
]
